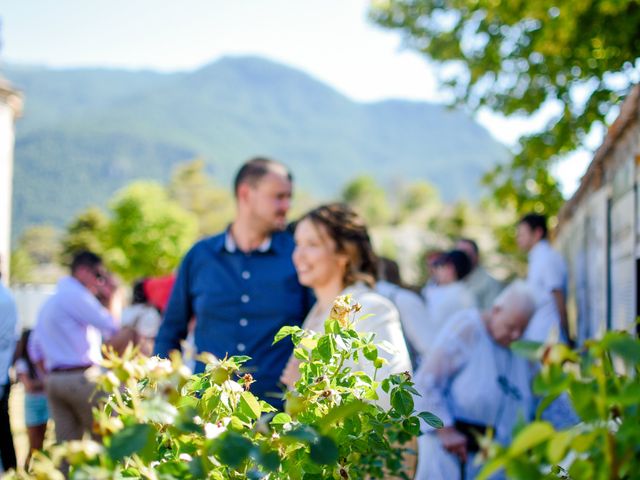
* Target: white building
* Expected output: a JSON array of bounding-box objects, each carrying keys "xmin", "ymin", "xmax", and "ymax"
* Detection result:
[{"xmin": 0, "ymin": 77, "xmax": 23, "ymax": 282}]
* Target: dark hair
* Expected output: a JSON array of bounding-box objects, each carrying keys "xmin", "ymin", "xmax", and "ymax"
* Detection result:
[
  {"xmin": 14, "ymin": 329, "xmax": 37, "ymax": 379},
  {"xmin": 457, "ymin": 238, "xmax": 479, "ymax": 256},
  {"xmin": 519, "ymin": 213, "xmax": 548, "ymax": 239},
  {"xmin": 299, "ymin": 203, "xmax": 378, "ymax": 288},
  {"xmin": 70, "ymin": 250, "xmax": 102, "ymax": 274},
  {"xmin": 378, "ymin": 257, "xmax": 401, "ymax": 286},
  {"xmin": 441, "ymin": 249, "xmax": 472, "ymax": 280},
  {"xmin": 132, "ymin": 279, "xmax": 148, "ymax": 304},
  {"xmin": 233, "ymin": 157, "xmax": 292, "ymax": 196}
]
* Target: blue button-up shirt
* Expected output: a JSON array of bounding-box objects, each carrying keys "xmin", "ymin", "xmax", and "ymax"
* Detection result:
[{"xmin": 155, "ymin": 229, "xmax": 312, "ymax": 400}]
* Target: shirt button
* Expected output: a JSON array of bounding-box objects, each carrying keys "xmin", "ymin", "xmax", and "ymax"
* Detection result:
[
  {"xmin": 239, "ymin": 318, "xmax": 248, "ymax": 327},
  {"xmin": 241, "ymin": 294, "xmax": 250, "ymax": 303},
  {"xmin": 237, "ymin": 343, "xmax": 246, "ymax": 352},
  {"xmin": 242, "ymin": 271, "xmax": 251, "ymax": 280}
]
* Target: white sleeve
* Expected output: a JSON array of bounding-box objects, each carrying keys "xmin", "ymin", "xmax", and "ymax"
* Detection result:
[
  {"xmin": 394, "ymin": 289, "xmax": 431, "ymax": 357},
  {"xmin": 414, "ymin": 311, "xmax": 480, "ymax": 428}
]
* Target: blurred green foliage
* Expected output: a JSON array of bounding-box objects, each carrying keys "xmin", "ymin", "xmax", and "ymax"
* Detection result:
[
  {"xmin": 481, "ymin": 331, "xmax": 640, "ymax": 479},
  {"xmin": 370, "ymin": 0, "xmax": 640, "ymax": 216}
]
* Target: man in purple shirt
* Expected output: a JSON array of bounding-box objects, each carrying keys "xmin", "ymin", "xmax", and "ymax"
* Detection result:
[{"xmin": 29, "ymin": 251, "xmax": 119, "ymax": 443}]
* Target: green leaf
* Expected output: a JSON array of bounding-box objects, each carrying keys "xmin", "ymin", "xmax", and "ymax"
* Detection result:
[
  {"xmin": 391, "ymin": 389, "xmax": 414, "ymax": 416},
  {"xmin": 363, "ymin": 344, "xmax": 378, "ymax": 361},
  {"xmin": 317, "ymin": 335, "xmax": 335, "ymax": 361},
  {"xmin": 317, "ymin": 400, "xmax": 367, "ymax": 433},
  {"xmin": 603, "ymin": 333, "xmax": 640, "ymax": 364},
  {"xmin": 273, "ymin": 326, "xmax": 302, "ymax": 344},
  {"xmin": 508, "ymin": 422, "xmax": 554, "ymax": 456},
  {"xmin": 211, "ymin": 431, "xmax": 253, "ymax": 468},
  {"xmin": 309, "ymin": 436, "xmax": 339, "ymax": 465},
  {"xmin": 402, "ymin": 417, "xmax": 420, "ymax": 435},
  {"xmin": 547, "ymin": 430, "xmax": 573, "ymax": 464},
  {"xmin": 270, "ymin": 412, "xmax": 292, "ymax": 425},
  {"xmin": 510, "ymin": 340, "xmax": 543, "ymax": 360},
  {"xmin": 238, "ymin": 391, "xmax": 262, "ymax": 420},
  {"xmin": 107, "ymin": 423, "xmax": 156, "ymax": 461},
  {"xmin": 418, "ymin": 411, "xmax": 443, "ymax": 429}
]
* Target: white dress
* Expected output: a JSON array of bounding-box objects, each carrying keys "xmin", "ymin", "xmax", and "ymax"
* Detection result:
[
  {"xmin": 281, "ymin": 283, "xmax": 412, "ymax": 410},
  {"xmin": 414, "ymin": 309, "xmax": 533, "ymax": 480}
]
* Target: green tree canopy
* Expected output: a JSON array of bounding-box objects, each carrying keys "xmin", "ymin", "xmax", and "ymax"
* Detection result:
[
  {"xmin": 168, "ymin": 159, "xmax": 235, "ymax": 236},
  {"xmin": 60, "ymin": 207, "xmax": 109, "ymax": 267},
  {"xmin": 103, "ymin": 181, "xmax": 198, "ymax": 282},
  {"xmin": 341, "ymin": 175, "xmax": 392, "ymax": 226},
  {"xmin": 370, "ymin": 0, "xmax": 640, "ymax": 215}
]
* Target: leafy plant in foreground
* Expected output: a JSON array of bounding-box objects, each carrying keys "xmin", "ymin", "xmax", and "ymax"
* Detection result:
[
  {"xmin": 479, "ymin": 330, "xmax": 640, "ymax": 480},
  {"xmin": 13, "ymin": 295, "xmax": 441, "ymax": 479}
]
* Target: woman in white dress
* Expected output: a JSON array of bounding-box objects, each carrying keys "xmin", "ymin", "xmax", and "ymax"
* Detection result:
[{"xmin": 280, "ymin": 203, "xmax": 412, "ymax": 409}]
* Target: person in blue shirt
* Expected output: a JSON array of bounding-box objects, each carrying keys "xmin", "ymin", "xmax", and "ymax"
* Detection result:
[{"xmin": 154, "ymin": 157, "xmax": 312, "ymax": 404}]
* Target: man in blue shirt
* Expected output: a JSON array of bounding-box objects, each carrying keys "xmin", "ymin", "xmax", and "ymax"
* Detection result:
[{"xmin": 155, "ymin": 157, "xmax": 312, "ymax": 403}]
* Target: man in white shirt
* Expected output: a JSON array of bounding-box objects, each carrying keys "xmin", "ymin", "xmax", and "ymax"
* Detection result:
[
  {"xmin": 0, "ymin": 262, "xmax": 18, "ymax": 472},
  {"xmin": 516, "ymin": 214, "xmax": 570, "ymax": 344}
]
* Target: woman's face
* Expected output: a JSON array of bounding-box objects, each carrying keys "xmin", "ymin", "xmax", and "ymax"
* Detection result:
[{"xmin": 293, "ymin": 218, "xmax": 348, "ymax": 291}]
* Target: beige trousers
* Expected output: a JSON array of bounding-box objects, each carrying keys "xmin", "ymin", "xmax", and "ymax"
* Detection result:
[{"xmin": 46, "ymin": 366, "xmax": 103, "ymax": 443}]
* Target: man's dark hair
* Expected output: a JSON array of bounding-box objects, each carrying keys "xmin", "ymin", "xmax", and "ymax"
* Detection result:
[
  {"xmin": 70, "ymin": 251, "xmax": 102, "ymax": 274},
  {"xmin": 441, "ymin": 249, "xmax": 473, "ymax": 280},
  {"xmin": 457, "ymin": 238, "xmax": 479, "ymax": 256},
  {"xmin": 519, "ymin": 213, "xmax": 548, "ymax": 239},
  {"xmin": 233, "ymin": 157, "xmax": 292, "ymax": 196}
]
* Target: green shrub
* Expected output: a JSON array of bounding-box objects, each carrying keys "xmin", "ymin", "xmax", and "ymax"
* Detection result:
[
  {"xmin": 15, "ymin": 295, "xmax": 441, "ymax": 479},
  {"xmin": 479, "ymin": 330, "xmax": 640, "ymax": 480}
]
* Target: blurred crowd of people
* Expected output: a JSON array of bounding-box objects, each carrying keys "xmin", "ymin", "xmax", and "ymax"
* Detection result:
[{"xmin": 0, "ymin": 157, "xmax": 572, "ymax": 479}]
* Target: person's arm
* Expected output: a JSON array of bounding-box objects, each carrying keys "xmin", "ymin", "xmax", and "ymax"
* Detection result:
[
  {"xmin": 394, "ymin": 289, "xmax": 431, "ymax": 358},
  {"xmin": 63, "ymin": 286, "xmax": 118, "ymax": 337},
  {"xmin": 154, "ymin": 255, "xmax": 193, "ymax": 357},
  {"xmin": 0, "ymin": 296, "xmax": 18, "ymax": 387},
  {"xmin": 414, "ymin": 313, "xmax": 478, "ymax": 458}
]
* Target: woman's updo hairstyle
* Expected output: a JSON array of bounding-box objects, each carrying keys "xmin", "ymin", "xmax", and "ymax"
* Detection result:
[{"xmin": 300, "ymin": 203, "xmax": 378, "ymax": 287}]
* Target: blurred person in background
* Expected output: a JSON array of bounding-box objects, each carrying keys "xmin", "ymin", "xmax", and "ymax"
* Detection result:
[
  {"xmin": 0, "ymin": 258, "xmax": 18, "ymax": 472},
  {"xmin": 121, "ymin": 279, "xmax": 162, "ymax": 356},
  {"xmin": 455, "ymin": 238, "xmax": 503, "ymax": 312},
  {"xmin": 28, "ymin": 251, "xmax": 123, "ymax": 443},
  {"xmin": 376, "ymin": 256, "xmax": 430, "ymax": 368},
  {"xmin": 415, "ymin": 281, "xmax": 536, "ymax": 480},
  {"xmin": 516, "ymin": 213, "xmax": 569, "ymax": 344},
  {"xmin": 14, "ymin": 329, "xmax": 48, "ymax": 470},
  {"xmin": 155, "ymin": 157, "xmax": 312, "ymax": 405},
  {"xmin": 422, "ymin": 249, "xmax": 476, "ymax": 356}
]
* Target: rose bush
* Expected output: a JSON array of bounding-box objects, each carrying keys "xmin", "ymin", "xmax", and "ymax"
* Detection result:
[{"xmin": 13, "ymin": 295, "xmax": 441, "ymax": 479}]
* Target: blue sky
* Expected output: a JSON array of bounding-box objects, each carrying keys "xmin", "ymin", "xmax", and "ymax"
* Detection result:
[{"xmin": 1, "ymin": 0, "xmax": 589, "ymax": 195}]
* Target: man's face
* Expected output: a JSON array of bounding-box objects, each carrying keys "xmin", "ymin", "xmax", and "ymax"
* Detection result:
[
  {"xmin": 516, "ymin": 223, "xmax": 539, "ymax": 252},
  {"xmin": 487, "ymin": 305, "xmax": 527, "ymax": 347},
  {"xmin": 75, "ymin": 263, "xmax": 108, "ymax": 295},
  {"xmin": 245, "ymin": 172, "xmax": 292, "ymax": 232}
]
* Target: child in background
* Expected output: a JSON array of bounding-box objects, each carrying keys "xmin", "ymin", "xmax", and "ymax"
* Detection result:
[
  {"xmin": 121, "ymin": 279, "xmax": 162, "ymax": 356},
  {"xmin": 14, "ymin": 329, "xmax": 48, "ymax": 470}
]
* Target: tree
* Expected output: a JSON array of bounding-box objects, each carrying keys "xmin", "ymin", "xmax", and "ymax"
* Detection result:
[
  {"xmin": 168, "ymin": 159, "xmax": 235, "ymax": 237},
  {"xmin": 15, "ymin": 225, "xmax": 61, "ymax": 265},
  {"xmin": 102, "ymin": 182, "xmax": 198, "ymax": 282},
  {"xmin": 370, "ymin": 0, "xmax": 640, "ymax": 216},
  {"xmin": 60, "ymin": 207, "xmax": 109, "ymax": 266},
  {"xmin": 397, "ymin": 180, "xmax": 441, "ymax": 221},
  {"xmin": 341, "ymin": 176, "xmax": 393, "ymax": 226}
]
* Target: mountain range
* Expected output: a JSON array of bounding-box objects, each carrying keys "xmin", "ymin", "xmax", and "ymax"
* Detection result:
[{"xmin": 3, "ymin": 56, "xmax": 509, "ymax": 238}]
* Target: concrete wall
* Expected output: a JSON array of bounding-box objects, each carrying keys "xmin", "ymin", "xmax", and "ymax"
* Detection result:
[{"xmin": 0, "ymin": 81, "xmax": 23, "ymax": 283}]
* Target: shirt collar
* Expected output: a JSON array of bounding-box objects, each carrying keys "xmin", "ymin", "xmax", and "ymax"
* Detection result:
[{"xmin": 223, "ymin": 229, "xmax": 272, "ymax": 253}]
